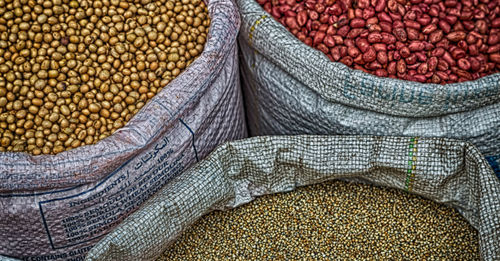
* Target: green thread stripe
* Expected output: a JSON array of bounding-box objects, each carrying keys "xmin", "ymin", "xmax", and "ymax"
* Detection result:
[{"xmin": 404, "ymin": 137, "xmax": 418, "ymax": 192}]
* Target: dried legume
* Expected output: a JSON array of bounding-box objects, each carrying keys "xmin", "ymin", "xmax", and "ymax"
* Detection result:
[
  {"xmin": 258, "ymin": 0, "xmax": 500, "ymax": 84},
  {"xmin": 160, "ymin": 180, "xmax": 479, "ymax": 260},
  {"xmin": 0, "ymin": 0, "xmax": 210, "ymax": 154}
]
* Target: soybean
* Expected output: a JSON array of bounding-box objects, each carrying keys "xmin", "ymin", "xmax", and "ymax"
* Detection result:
[{"xmin": 0, "ymin": 0, "xmax": 210, "ymax": 154}]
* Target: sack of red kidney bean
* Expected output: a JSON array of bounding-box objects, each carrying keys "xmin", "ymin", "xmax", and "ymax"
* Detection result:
[
  {"xmin": 236, "ymin": 0, "xmax": 500, "ymax": 178},
  {"xmin": 259, "ymin": 0, "xmax": 499, "ymax": 84}
]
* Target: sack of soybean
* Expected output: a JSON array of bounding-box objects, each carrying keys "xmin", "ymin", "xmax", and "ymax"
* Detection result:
[
  {"xmin": 235, "ymin": 0, "xmax": 500, "ymax": 179},
  {"xmin": 0, "ymin": 0, "xmax": 245, "ymax": 260},
  {"xmin": 74, "ymin": 135, "xmax": 500, "ymax": 260}
]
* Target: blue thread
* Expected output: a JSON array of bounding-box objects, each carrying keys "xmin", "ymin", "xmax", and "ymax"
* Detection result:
[
  {"xmin": 486, "ymin": 155, "xmax": 500, "ymax": 179},
  {"xmin": 179, "ymin": 119, "xmax": 199, "ymax": 162}
]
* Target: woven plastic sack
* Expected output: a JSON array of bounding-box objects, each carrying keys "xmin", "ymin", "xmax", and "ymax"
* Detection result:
[
  {"xmin": 235, "ymin": 0, "xmax": 500, "ymax": 178},
  {"xmin": 0, "ymin": 0, "xmax": 245, "ymax": 259},
  {"xmin": 83, "ymin": 135, "xmax": 500, "ymax": 261}
]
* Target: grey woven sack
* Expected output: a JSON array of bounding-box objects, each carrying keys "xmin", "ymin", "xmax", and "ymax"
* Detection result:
[
  {"xmin": 83, "ymin": 135, "xmax": 500, "ymax": 261},
  {"xmin": 0, "ymin": 0, "xmax": 245, "ymax": 260},
  {"xmin": 236, "ymin": 0, "xmax": 500, "ymax": 179}
]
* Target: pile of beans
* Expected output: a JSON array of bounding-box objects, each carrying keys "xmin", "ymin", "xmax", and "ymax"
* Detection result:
[
  {"xmin": 159, "ymin": 180, "xmax": 479, "ymax": 260},
  {"xmin": 0, "ymin": 0, "xmax": 210, "ymax": 154},
  {"xmin": 258, "ymin": 0, "xmax": 500, "ymax": 84}
]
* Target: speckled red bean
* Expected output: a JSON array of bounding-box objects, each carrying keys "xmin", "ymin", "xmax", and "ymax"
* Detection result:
[{"xmin": 261, "ymin": 0, "xmax": 500, "ymax": 84}]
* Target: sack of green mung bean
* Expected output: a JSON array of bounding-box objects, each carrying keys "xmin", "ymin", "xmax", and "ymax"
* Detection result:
[
  {"xmin": 0, "ymin": 0, "xmax": 245, "ymax": 260},
  {"xmin": 235, "ymin": 0, "xmax": 500, "ymax": 179},
  {"xmin": 83, "ymin": 135, "xmax": 500, "ymax": 261}
]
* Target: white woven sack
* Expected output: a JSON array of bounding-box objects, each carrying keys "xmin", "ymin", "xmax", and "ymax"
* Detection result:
[
  {"xmin": 84, "ymin": 135, "xmax": 500, "ymax": 261},
  {"xmin": 236, "ymin": 0, "xmax": 500, "ymax": 179},
  {"xmin": 0, "ymin": 0, "xmax": 245, "ymax": 259}
]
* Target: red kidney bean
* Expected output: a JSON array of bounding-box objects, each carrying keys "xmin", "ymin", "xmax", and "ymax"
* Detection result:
[
  {"xmin": 451, "ymin": 48, "xmax": 466, "ymax": 59},
  {"xmin": 326, "ymin": 25, "xmax": 337, "ymax": 35},
  {"xmin": 315, "ymin": 3, "xmax": 326, "ymax": 13},
  {"xmin": 356, "ymin": 38, "xmax": 371, "ymax": 52},
  {"xmin": 446, "ymin": 31, "xmax": 466, "ymax": 42},
  {"xmin": 428, "ymin": 56, "xmax": 439, "ymax": 71},
  {"xmin": 458, "ymin": 58, "xmax": 471, "ymax": 70},
  {"xmin": 347, "ymin": 46, "xmax": 361, "ymax": 57},
  {"xmin": 387, "ymin": 0, "xmax": 398, "ymax": 12},
  {"xmin": 297, "ymin": 10, "xmax": 308, "ymax": 26},
  {"xmin": 317, "ymin": 43, "xmax": 330, "ymax": 54},
  {"xmin": 297, "ymin": 32, "xmax": 307, "ymax": 41},
  {"xmin": 339, "ymin": 46, "xmax": 348, "ymax": 57},
  {"xmin": 377, "ymin": 51, "xmax": 388, "ymax": 64},
  {"xmin": 469, "ymin": 57, "xmax": 481, "ymax": 71},
  {"xmin": 324, "ymin": 35, "xmax": 336, "ymax": 47},
  {"xmin": 261, "ymin": 0, "xmax": 499, "ymax": 84},
  {"xmin": 304, "ymin": 37, "xmax": 313, "ymax": 46},
  {"xmin": 417, "ymin": 63, "xmax": 429, "ymax": 74},
  {"xmin": 340, "ymin": 56, "xmax": 354, "ymax": 66},
  {"xmin": 362, "ymin": 7, "xmax": 375, "ymax": 18},
  {"xmin": 373, "ymin": 43, "xmax": 387, "ymax": 52},
  {"xmin": 491, "ymin": 53, "xmax": 500, "ymax": 63},
  {"xmin": 488, "ymin": 33, "xmax": 499, "ymax": 45},
  {"xmin": 428, "ymin": 5, "xmax": 439, "ymax": 16},
  {"xmin": 368, "ymin": 61, "xmax": 383, "ymax": 70},
  {"xmin": 417, "ymin": 14, "xmax": 432, "ymax": 26},
  {"xmin": 319, "ymin": 24, "xmax": 329, "ymax": 32},
  {"xmin": 337, "ymin": 25, "xmax": 350, "ymax": 37},
  {"xmin": 422, "ymin": 24, "xmax": 437, "ymax": 34},
  {"xmin": 431, "ymin": 73, "xmax": 441, "ymax": 83},
  {"xmin": 332, "ymin": 35, "xmax": 344, "ymax": 45},
  {"xmin": 360, "ymin": 29, "xmax": 370, "ymax": 37},
  {"xmin": 405, "ymin": 20, "xmax": 421, "ymax": 30},
  {"xmin": 367, "ymin": 24, "xmax": 382, "ymax": 32},
  {"xmin": 406, "ymin": 28, "xmax": 420, "ymax": 40},
  {"xmin": 393, "ymin": 27, "xmax": 407, "ymax": 42},
  {"xmin": 285, "ymin": 16, "xmax": 299, "ymax": 29},
  {"xmin": 437, "ymin": 59, "xmax": 449, "ymax": 71},
  {"xmin": 347, "ymin": 28, "xmax": 364, "ymax": 38},
  {"xmin": 357, "ymin": 0, "xmax": 371, "ymax": 8},
  {"xmin": 408, "ymin": 41, "xmax": 425, "ymax": 51},
  {"xmin": 392, "ymin": 50, "xmax": 401, "ymax": 60},
  {"xmin": 367, "ymin": 32, "xmax": 383, "ymax": 43},
  {"xmin": 353, "ymin": 54, "xmax": 365, "ymax": 64},
  {"xmin": 330, "ymin": 46, "xmax": 341, "ymax": 61},
  {"xmin": 442, "ymin": 51, "xmax": 456, "ymax": 66},
  {"xmin": 350, "ymin": 18, "xmax": 366, "ymax": 28},
  {"xmin": 378, "ymin": 12, "xmax": 393, "ymax": 23},
  {"xmin": 308, "ymin": 10, "xmax": 319, "ymax": 20},
  {"xmin": 374, "ymin": 69, "xmax": 389, "ymax": 77},
  {"xmin": 406, "ymin": 53, "xmax": 418, "ymax": 64},
  {"xmin": 387, "ymin": 61, "xmax": 397, "ymax": 74},
  {"xmin": 492, "ymin": 18, "xmax": 500, "ymax": 28},
  {"xmin": 363, "ymin": 47, "xmax": 377, "ymax": 62},
  {"xmin": 414, "ymin": 74, "xmax": 427, "ymax": 82},
  {"xmin": 367, "ymin": 17, "xmax": 379, "ymax": 25},
  {"xmin": 399, "ymin": 46, "xmax": 411, "ymax": 58},
  {"xmin": 438, "ymin": 20, "xmax": 452, "ymax": 33},
  {"xmin": 407, "ymin": 63, "xmax": 421, "ymax": 70},
  {"xmin": 344, "ymin": 39, "xmax": 355, "ymax": 47},
  {"xmin": 476, "ymin": 20, "xmax": 488, "ymax": 34},
  {"xmin": 415, "ymin": 51, "xmax": 427, "ymax": 62},
  {"xmin": 397, "ymin": 59, "xmax": 407, "ymax": 73},
  {"xmin": 379, "ymin": 22, "xmax": 393, "ymax": 32}
]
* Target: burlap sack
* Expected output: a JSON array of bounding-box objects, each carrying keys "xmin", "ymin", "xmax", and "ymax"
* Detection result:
[
  {"xmin": 236, "ymin": 0, "xmax": 500, "ymax": 178},
  {"xmin": 0, "ymin": 0, "xmax": 245, "ymax": 259},
  {"xmin": 85, "ymin": 136, "xmax": 500, "ymax": 261}
]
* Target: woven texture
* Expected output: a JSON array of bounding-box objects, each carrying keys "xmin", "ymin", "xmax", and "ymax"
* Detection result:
[
  {"xmin": 236, "ymin": 0, "xmax": 500, "ymax": 178},
  {"xmin": 0, "ymin": 0, "xmax": 244, "ymax": 259},
  {"xmin": 86, "ymin": 135, "xmax": 500, "ymax": 261}
]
